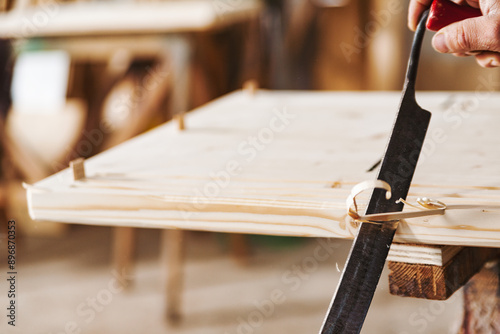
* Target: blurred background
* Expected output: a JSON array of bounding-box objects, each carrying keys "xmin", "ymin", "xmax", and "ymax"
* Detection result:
[{"xmin": 0, "ymin": 0, "xmax": 496, "ymax": 333}]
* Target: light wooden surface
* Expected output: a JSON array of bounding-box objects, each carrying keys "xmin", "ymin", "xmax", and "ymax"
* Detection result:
[
  {"xmin": 0, "ymin": 1, "xmax": 261, "ymax": 38},
  {"xmin": 27, "ymin": 90, "xmax": 500, "ymax": 247},
  {"xmin": 387, "ymin": 244, "xmax": 463, "ymax": 266}
]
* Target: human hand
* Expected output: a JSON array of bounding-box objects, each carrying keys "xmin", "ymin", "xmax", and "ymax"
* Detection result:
[{"xmin": 408, "ymin": 0, "xmax": 500, "ymax": 68}]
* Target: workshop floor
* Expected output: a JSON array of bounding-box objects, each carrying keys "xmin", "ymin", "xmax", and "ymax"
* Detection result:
[{"xmin": 0, "ymin": 226, "xmax": 463, "ymax": 334}]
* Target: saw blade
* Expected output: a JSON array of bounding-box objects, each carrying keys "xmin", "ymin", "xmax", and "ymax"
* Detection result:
[{"xmin": 319, "ymin": 9, "xmax": 431, "ymax": 334}]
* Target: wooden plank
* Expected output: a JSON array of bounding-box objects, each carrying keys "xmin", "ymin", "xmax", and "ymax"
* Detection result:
[
  {"xmin": 0, "ymin": 1, "xmax": 261, "ymax": 38},
  {"xmin": 388, "ymin": 247, "xmax": 500, "ymax": 300},
  {"xmin": 26, "ymin": 91, "xmax": 500, "ymax": 247}
]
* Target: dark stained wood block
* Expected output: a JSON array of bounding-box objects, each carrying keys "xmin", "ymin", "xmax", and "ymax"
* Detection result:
[{"xmin": 389, "ymin": 247, "xmax": 500, "ymax": 300}]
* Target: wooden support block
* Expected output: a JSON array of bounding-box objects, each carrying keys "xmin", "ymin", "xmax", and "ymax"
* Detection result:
[
  {"xmin": 389, "ymin": 247, "xmax": 500, "ymax": 300},
  {"xmin": 461, "ymin": 261, "xmax": 500, "ymax": 333},
  {"xmin": 112, "ymin": 226, "xmax": 136, "ymax": 290},
  {"xmin": 162, "ymin": 229, "xmax": 185, "ymax": 325},
  {"xmin": 70, "ymin": 158, "xmax": 85, "ymax": 181}
]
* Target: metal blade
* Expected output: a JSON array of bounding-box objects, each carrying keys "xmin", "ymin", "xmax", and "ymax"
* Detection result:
[{"xmin": 320, "ymin": 10, "xmax": 431, "ymax": 334}]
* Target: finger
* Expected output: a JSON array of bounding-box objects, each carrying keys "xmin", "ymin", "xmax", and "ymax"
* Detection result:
[
  {"xmin": 465, "ymin": 51, "xmax": 481, "ymax": 55},
  {"xmin": 453, "ymin": 52, "xmax": 471, "ymax": 57},
  {"xmin": 408, "ymin": 0, "xmax": 433, "ymax": 31},
  {"xmin": 464, "ymin": 0, "xmax": 480, "ymax": 8},
  {"xmin": 480, "ymin": 0, "xmax": 500, "ymax": 15},
  {"xmin": 475, "ymin": 51, "xmax": 500, "ymax": 67},
  {"xmin": 432, "ymin": 16, "xmax": 500, "ymax": 54},
  {"xmin": 453, "ymin": 51, "xmax": 482, "ymax": 56}
]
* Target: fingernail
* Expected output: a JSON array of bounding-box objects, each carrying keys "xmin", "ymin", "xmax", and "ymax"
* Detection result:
[
  {"xmin": 432, "ymin": 33, "xmax": 449, "ymax": 53},
  {"xmin": 490, "ymin": 59, "xmax": 500, "ymax": 67}
]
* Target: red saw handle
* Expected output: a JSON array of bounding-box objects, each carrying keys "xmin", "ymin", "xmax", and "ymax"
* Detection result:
[{"xmin": 426, "ymin": 0, "xmax": 482, "ymax": 31}]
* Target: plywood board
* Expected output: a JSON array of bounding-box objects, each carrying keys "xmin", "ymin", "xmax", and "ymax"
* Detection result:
[
  {"xmin": 27, "ymin": 90, "xmax": 500, "ymax": 247},
  {"xmin": 387, "ymin": 243, "xmax": 463, "ymax": 266}
]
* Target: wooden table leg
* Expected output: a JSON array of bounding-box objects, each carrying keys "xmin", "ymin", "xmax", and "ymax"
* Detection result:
[
  {"xmin": 229, "ymin": 233, "xmax": 250, "ymax": 266},
  {"xmin": 461, "ymin": 260, "xmax": 500, "ymax": 333},
  {"xmin": 162, "ymin": 229, "xmax": 185, "ymax": 325},
  {"xmin": 112, "ymin": 226, "xmax": 136, "ymax": 289},
  {"xmin": 160, "ymin": 36, "xmax": 190, "ymax": 325}
]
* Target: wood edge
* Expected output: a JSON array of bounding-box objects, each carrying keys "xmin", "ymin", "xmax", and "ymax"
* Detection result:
[{"xmin": 388, "ymin": 243, "xmax": 463, "ymax": 266}]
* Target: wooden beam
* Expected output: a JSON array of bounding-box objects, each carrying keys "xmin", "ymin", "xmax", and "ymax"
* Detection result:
[{"xmin": 388, "ymin": 247, "xmax": 500, "ymax": 300}]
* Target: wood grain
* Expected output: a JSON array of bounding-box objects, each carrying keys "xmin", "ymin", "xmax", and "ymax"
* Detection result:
[
  {"xmin": 387, "ymin": 243, "xmax": 463, "ymax": 266},
  {"xmin": 388, "ymin": 247, "xmax": 500, "ymax": 300},
  {"xmin": 26, "ymin": 91, "xmax": 500, "ymax": 247}
]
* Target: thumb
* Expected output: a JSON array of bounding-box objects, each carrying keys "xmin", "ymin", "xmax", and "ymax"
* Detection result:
[{"xmin": 432, "ymin": 16, "xmax": 500, "ymax": 54}]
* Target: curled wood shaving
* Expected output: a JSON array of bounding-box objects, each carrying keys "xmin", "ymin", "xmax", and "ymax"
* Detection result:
[
  {"xmin": 346, "ymin": 180, "xmax": 392, "ymax": 220},
  {"xmin": 346, "ymin": 180, "xmax": 448, "ymax": 223}
]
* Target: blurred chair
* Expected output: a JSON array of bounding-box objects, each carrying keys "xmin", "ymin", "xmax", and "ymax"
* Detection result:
[
  {"xmin": 0, "ymin": 0, "xmax": 262, "ymax": 324},
  {"xmin": 2, "ymin": 49, "xmax": 87, "ymax": 235}
]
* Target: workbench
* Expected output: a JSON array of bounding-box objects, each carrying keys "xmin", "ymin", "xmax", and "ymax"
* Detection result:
[{"xmin": 26, "ymin": 90, "xmax": 500, "ymax": 332}]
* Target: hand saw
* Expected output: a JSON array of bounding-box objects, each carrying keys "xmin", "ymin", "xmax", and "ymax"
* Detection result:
[{"xmin": 319, "ymin": 1, "xmax": 482, "ymax": 333}]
